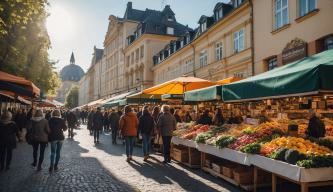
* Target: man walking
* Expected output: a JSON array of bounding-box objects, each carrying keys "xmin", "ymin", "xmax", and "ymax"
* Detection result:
[
  {"xmin": 66, "ymin": 111, "xmax": 77, "ymax": 139},
  {"xmin": 92, "ymin": 107, "xmax": 103, "ymax": 143},
  {"xmin": 109, "ymin": 109, "xmax": 120, "ymax": 144}
]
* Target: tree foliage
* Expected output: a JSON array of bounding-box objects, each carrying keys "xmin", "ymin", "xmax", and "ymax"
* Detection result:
[
  {"xmin": 65, "ymin": 86, "xmax": 79, "ymax": 109},
  {"xmin": 0, "ymin": 0, "xmax": 60, "ymax": 96}
]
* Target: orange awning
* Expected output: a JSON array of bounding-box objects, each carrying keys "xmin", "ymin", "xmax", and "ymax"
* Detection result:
[
  {"xmin": 216, "ymin": 76, "xmax": 243, "ymax": 85},
  {"xmin": 0, "ymin": 71, "xmax": 40, "ymax": 97},
  {"xmin": 143, "ymin": 75, "xmax": 216, "ymax": 95}
]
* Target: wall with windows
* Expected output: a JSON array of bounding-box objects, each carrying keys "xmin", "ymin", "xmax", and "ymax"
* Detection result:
[
  {"xmin": 152, "ymin": 1, "xmax": 252, "ymax": 84},
  {"xmin": 124, "ymin": 34, "xmax": 177, "ymax": 91},
  {"xmin": 253, "ymin": 0, "xmax": 333, "ymax": 74}
]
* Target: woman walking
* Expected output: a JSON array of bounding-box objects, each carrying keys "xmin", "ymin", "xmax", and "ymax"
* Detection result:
[
  {"xmin": 48, "ymin": 110, "xmax": 67, "ymax": 172},
  {"xmin": 119, "ymin": 105, "xmax": 138, "ymax": 162},
  {"xmin": 0, "ymin": 111, "xmax": 18, "ymax": 171},
  {"xmin": 138, "ymin": 106, "xmax": 155, "ymax": 161},
  {"xmin": 27, "ymin": 109, "xmax": 50, "ymax": 171},
  {"xmin": 157, "ymin": 105, "xmax": 177, "ymax": 164},
  {"xmin": 103, "ymin": 111, "xmax": 110, "ymax": 132}
]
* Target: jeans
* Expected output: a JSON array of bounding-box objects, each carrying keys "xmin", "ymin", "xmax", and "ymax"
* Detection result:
[
  {"xmin": 32, "ymin": 142, "xmax": 47, "ymax": 166},
  {"xmin": 142, "ymin": 134, "xmax": 151, "ymax": 156},
  {"xmin": 0, "ymin": 144, "xmax": 13, "ymax": 169},
  {"xmin": 50, "ymin": 140, "xmax": 63, "ymax": 166},
  {"xmin": 124, "ymin": 136, "xmax": 135, "ymax": 157},
  {"xmin": 94, "ymin": 130, "xmax": 100, "ymax": 141},
  {"xmin": 162, "ymin": 136, "xmax": 172, "ymax": 162}
]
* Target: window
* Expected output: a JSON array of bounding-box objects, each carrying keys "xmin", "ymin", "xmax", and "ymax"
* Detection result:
[
  {"xmin": 275, "ymin": 0, "xmax": 289, "ymax": 29},
  {"xmin": 140, "ymin": 45, "xmax": 144, "ymax": 58},
  {"xmin": 167, "ymin": 27, "xmax": 174, "ymax": 35},
  {"xmin": 180, "ymin": 40, "xmax": 184, "ymax": 48},
  {"xmin": 267, "ymin": 57, "xmax": 278, "ymax": 71},
  {"xmin": 215, "ymin": 8, "xmax": 223, "ymax": 20},
  {"xmin": 135, "ymin": 49, "xmax": 139, "ymax": 61},
  {"xmin": 233, "ymin": 0, "xmax": 243, "ymax": 8},
  {"xmin": 199, "ymin": 50, "xmax": 208, "ymax": 68},
  {"xmin": 324, "ymin": 36, "xmax": 333, "ymax": 50},
  {"xmin": 215, "ymin": 42, "xmax": 223, "ymax": 61},
  {"xmin": 201, "ymin": 22, "xmax": 207, "ymax": 32},
  {"xmin": 299, "ymin": 0, "xmax": 316, "ymax": 17},
  {"xmin": 233, "ymin": 28, "xmax": 244, "ymax": 53},
  {"xmin": 167, "ymin": 15, "xmax": 174, "ymax": 21},
  {"xmin": 186, "ymin": 35, "xmax": 191, "ymax": 44}
]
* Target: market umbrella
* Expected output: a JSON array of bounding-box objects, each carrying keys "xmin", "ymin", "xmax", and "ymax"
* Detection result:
[
  {"xmin": 217, "ymin": 76, "xmax": 243, "ymax": 85},
  {"xmin": 142, "ymin": 75, "xmax": 215, "ymax": 95},
  {"xmin": 0, "ymin": 71, "xmax": 40, "ymax": 98}
]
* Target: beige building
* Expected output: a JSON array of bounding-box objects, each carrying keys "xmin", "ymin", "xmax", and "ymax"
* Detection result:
[
  {"xmin": 253, "ymin": 0, "xmax": 333, "ymax": 74},
  {"xmin": 153, "ymin": 0, "xmax": 252, "ymax": 84},
  {"xmin": 78, "ymin": 75, "xmax": 89, "ymax": 106}
]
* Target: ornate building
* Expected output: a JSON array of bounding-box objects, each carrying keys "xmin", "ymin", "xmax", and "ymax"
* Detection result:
[{"xmin": 56, "ymin": 52, "xmax": 84, "ymax": 103}]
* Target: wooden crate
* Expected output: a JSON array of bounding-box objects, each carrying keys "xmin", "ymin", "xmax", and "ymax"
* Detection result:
[
  {"xmin": 212, "ymin": 163, "xmax": 223, "ymax": 174},
  {"xmin": 173, "ymin": 147, "xmax": 189, "ymax": 163},
  {"xmin": 189, "ymin": 148, "xmax": 201, "ymax": 165},
  {"xmin": 204, "ymin": 159, "xmax": 211, "ymax": 168},
  {"xmin": 233, "ymin": 168, "xmax": 254, "ymax": 185},
  {"xmin": 222, "ymin": 165, "xmax": 237, "ymax": 178}
]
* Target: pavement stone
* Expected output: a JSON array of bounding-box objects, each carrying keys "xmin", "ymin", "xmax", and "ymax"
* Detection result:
[{"xmin": 1, "ymin": 125, "xmax": 332, "ymax": 192}]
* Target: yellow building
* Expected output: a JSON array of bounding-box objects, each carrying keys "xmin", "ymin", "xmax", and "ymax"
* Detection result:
[
  {"xmin": 123, "ymin": 5, "xmax": 190, "ymax": 92},
  {"xmin": 153, "ymin": 0, "xmax": 252, "ymax": 84},
  {"xmin": 253, "ymin": 0, "xmax": 333, "ymax": 74}
]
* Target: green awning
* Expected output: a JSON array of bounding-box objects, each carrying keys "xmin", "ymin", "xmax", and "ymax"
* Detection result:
[
  {"xmin": 184, "ymin": 85, "xmax": 222, "ymax": 101},
  {"xmin": 103, "ymin": 100, "xmax": 121, "ymax": 107},
  {"xmin": 222, "ymin": 50, "xmax": 333, "ymax": 102},
  {"xmin": 161, "ymin": 94, "xmax": 183, "ymax": 100}
]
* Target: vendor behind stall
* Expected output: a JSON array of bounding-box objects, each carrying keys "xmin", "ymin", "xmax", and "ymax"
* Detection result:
[
  {"xmin": 306, "ymin": 109, "xmax": 325, "ymax": 138},
  {"xmin": 228, "ymin": 111, "xmax": 243, "ymax": 124},
  {"xmin": 258, "ymin": 110, "xmax": 270, "ymax": 124},
  {"xmin": 197, "ymin": 109, "xmax": 212, "ymax": 125}
]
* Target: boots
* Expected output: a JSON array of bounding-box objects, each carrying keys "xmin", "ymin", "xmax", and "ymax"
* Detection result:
[{"xmin": 49, "ymin": 164, "xmax": 53, "ymax": 172}]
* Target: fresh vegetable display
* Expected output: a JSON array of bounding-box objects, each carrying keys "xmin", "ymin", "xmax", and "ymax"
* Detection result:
[{"xmin": 214, "ymin": 135, "xmax": 236, "ymax": 148}]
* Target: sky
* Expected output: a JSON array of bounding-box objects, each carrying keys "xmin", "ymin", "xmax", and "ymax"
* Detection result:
[{"xmin": 46, "ymin": 0, "xmax": 227, "ymax": 72}]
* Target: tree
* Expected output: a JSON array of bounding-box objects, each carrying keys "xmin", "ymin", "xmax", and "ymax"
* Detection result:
[
  {"xmin": 0, "ymin": 0, "xmax": 60, "ymax": 96},
  {"xmin": 64, "ymin": 86, "xmax": 79, "ymax": 109}
]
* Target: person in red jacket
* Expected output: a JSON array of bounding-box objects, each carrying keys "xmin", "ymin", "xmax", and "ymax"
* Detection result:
[{"xmin": 119, "ymin": 105, "xmax": 138, "ymax": 162}]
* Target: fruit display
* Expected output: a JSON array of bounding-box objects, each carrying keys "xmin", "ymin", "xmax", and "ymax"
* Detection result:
[
  {"xmin": 296, "ymin": 155, "xmax": 333, "ymax": 168},
  {"xmin": 214, "ymin": 135, "xmax": 236, "ymax": 148},
  {"xmin": 261, "ymin": 136, "xmax": 332, "ymax": 156},
  {"xmin": 181, "ymin": 125, "xmax": 211, "ymax": 140},
  {"xmin": 195, "ymin": 126, "xmax": 226, "ymax": 143}
]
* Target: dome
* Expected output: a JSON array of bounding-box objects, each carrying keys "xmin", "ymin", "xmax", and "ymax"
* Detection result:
[{"xmin": 60, "ymin": 64, "xmax": 84, "ymax": 82}]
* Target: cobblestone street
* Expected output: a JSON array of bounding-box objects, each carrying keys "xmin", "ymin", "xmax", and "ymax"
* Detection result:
[{"xmin": 0, "ymin": 125, "xmax": 239, "ymax": 192}]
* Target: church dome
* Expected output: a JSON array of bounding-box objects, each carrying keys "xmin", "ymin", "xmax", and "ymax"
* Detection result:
[{"xmin": 60, "ymin": 52, "xmax": 85, "ymax": 82}]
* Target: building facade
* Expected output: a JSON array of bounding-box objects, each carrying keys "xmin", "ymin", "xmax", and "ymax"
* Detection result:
[
  {"xmin": 152, "ymin": 0, "xmax": 252, "ymax": 84},
  {"xmin": 253, "ymin": 0, "xmax": 333, "ymax": 74},
  {"xmin": 56, "ymin": 52, "xmax": 84, "ymax": 103},
  {"xmin": 124, "ymin": 5, "xmax": 190, "ymax": 92},
  {"xmin": 78, "ymin": 47, "xmax": 103, "ymax": 105}
]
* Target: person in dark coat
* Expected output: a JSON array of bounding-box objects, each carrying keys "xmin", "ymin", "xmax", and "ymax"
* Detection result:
[
  {"xmin": 103, "ymin": 111, "xmax": 110, "ymax": 132},
  {"xmin": 0, "ymin": 111, "xmax": 18, "ymax": 171},
  {"xmin": 228, "ymin": 112, "xmax": 243, "ymax": 124},
  {"xmin": 27, "ymin": 109, "xmax": 50, "ymax": 171},
  {"xmin": 213, "ymin": 108, "xmax": 225, "ymax": 126},
  {"xmin": 48, "ymin": 110, "xmax": 67, "ymax": 172},
  {"xmin": 87, "ymin": 110, "xmax": 95, "ymax": 135},
  {"xmin": 174, "ymin": 109, "xmax": 182, "ymax": 123},
  {"xmin": 306, "ymin": 110, "xmax": 326, "ymax": 138},
  {"xmin": 138, "ymin": 106, "xmax": 155, "ymax": 161},
  {"xmin": 197, "ymin": 110, "xmax": 212, "ymax": 125},
  {"xmin": 66, "ymin": 111, "xmax": 77, "ymax": 138},
  {"xmin": 109, "ymin": 109, "xmax": 120, "ymax": 144},
  {"xmin": 92, "ymin": 107, "xmax": 103, "ymax": 143},
  {"xmin": 45, "ymin": 110, "xmax": 51, "ymax": 121},
  {"xmin": 184, "ymin": 111, "xmax": 192, "ymax": 123},
  {"xmin": 157, "ymin": 105, "xmax": 177, "ymax": 164},
  {"xmin": 14, "ymin": 109, "xmax": 27, "ymax": 141}
]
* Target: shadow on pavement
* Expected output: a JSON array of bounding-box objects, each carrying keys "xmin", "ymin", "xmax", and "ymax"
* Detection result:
[{"xmin": 0, "ymin": 138, "xmax": 138, "ymax": 192}]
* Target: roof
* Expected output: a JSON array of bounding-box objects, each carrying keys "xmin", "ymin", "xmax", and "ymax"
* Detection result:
[{"xmin": 60, "ymin": 64, "xmax": 84, "ymax": 82}]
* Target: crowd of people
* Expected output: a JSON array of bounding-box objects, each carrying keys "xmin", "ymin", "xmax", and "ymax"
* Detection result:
[{"xmin": 0, "ymin": 104, "xmax": 326, "ymax": 173}]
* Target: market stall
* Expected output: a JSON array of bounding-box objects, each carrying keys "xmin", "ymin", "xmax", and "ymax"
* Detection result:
[{"xmin": 170, "ymin": 50, "xmax": 333, "ymax": 191}]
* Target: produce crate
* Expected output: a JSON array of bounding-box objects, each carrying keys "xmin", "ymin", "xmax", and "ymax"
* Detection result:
[
  {"xmin": 189, "ymin": 148, "xmax": 201, "ymax": 165},
  {"xmin": 233, "ymin": 168, "xmax": 254, "ymax": 185},
  {"xmin": 204, "ymin": 159, "xmax": 212, "ymax": 168},
  {"xmin": 173, "ymin": 147, "xmax": 189, "ymax": 163},
  {"xmin": 222, "ymin": 165, "xmax": 237, "ymax": 178},
  {"xmin": 212, "ymin": 163, "xmax": 223, "ymax": 174}
]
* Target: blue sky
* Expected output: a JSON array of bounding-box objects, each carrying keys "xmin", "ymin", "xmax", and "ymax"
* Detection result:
[{"xmin": 46, "ymin": 0, "xmax": 227, "ymax": 72}]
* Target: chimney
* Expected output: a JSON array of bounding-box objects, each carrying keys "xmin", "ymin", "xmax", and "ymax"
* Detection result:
[{"xmin": 127, "ymin": 2, "xmax": 132, "ymax": 10}]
